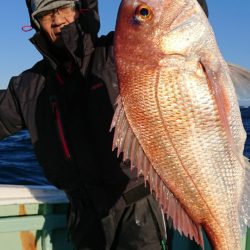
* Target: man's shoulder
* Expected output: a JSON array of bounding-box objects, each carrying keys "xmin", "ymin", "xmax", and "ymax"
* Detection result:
[
  {"xmin": 9, "ymin": 59, "xmax": 48, "ymax": 101},
  {"xmin": 14, "ymin": 59, "xmax": 48, "ymax": 88},
  {"xmin": 22, "ymin": 59, "xmax": 48, "ymax": 77}
]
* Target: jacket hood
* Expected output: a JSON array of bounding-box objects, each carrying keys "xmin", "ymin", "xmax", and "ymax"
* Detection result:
[
  {"xmin": 27, "ymin": 0, "xmax": 100, "ymax": 75},
  {"xmin": 30, "ymin": 19, "xmax": 97, "ymax": 78},
  {"xmin": 30, "ymin": 0, "xmax": 77, "ymax": 29},
  {"xmin": 25, "ymin": 0, "xmax": 100, "ymax": 34}
]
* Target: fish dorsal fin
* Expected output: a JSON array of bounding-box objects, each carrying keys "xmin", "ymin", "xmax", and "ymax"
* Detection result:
[
  {"xmin": 228, "ymin": 63, "xmax": 250, "ymax": 108},
  {"xmin": 110, "ymin": 96, "xmax": 204, "ymax": 247}
]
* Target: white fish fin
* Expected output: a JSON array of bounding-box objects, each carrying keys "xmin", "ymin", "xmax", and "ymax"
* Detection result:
[
  {"xmin": 228, "ymin": 63, "xmax": 250, "ymax": 107},
  {"xmin": 110, "ymin": 96, "xmax": 122, "ymax": 132},
  {"xmin": 111, "ymin": 96, "xmax": 124, "ymax": 151},
  {"xmin": 239, "ymin": 157, "xmax": 250, "ymax": 235},
  {"xmin": 111, "ymin": 96, "xmax": 204, "ymax": 246}
]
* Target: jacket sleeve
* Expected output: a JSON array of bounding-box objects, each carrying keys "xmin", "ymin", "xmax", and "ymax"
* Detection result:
[{"xmin": 0, "ymin": 77, "xmax": 26, "ymax": 140}]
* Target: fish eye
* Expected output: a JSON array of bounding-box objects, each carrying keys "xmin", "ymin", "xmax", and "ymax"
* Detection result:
[
  {"xmin": 134, "ymin": 4, "xmax": 153, "ymax": 21},
  {"xmin": 140, "ymin": 8, "xmax": 149, "ymax": 17}
]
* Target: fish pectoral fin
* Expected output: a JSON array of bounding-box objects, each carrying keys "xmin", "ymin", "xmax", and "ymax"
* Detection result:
[
  {"xmin": 200, "ymin": 58, "xmax": 238, "ymax": 155},
  {"xmin": 111, "ymin": 95, "xmax": 204, "ymax": 247}
]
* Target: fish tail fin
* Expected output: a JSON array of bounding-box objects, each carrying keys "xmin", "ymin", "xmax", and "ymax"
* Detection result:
[{"xmin": 239, "ymin": 157, "xmax": 250, "ymax": 236}]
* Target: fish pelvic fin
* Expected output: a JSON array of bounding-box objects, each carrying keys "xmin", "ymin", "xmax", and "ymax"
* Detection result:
[{"xmin": 110, "ymin": 95, "xmax": 204, "ymax": 246}]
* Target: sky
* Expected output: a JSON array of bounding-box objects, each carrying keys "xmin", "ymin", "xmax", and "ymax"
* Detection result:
[{"xmin": 0, "ymin": 1, "xmax": 250, "ymax": 89}]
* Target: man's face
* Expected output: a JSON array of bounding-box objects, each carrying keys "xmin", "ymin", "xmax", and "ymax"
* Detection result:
[{"xmin": 36, "ymin": 4, "xmax": 79, "ymax": 44}]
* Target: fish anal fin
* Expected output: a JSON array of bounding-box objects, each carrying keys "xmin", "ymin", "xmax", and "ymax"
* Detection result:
[
  {"xmin": 111, "ymin": 96, "xmax": 204, "ymax": 247},
  {"xmin": 159, "ymin": 180, "xmax": 204, "ymax": 246}
]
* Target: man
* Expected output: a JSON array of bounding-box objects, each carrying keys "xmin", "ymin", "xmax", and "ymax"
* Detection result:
[{"xmin": 0, "ymin": 0, "xmax": 209, "ymax": 249}]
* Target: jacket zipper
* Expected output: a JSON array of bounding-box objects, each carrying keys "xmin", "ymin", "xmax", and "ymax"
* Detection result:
[{"xmin": 50, "ymin": 96, "xmax": 71, "ymax": 160}]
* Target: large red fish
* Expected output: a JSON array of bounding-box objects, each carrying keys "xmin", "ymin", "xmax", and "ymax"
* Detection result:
[{"xmin": 111, "ymin": 0, "xmax": 250, "ymax": 249}]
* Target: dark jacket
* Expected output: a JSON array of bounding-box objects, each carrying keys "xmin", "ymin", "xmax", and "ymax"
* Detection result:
[{"xmin": 0, "ymin": 0, "xmax": 143, "ymax": 212}]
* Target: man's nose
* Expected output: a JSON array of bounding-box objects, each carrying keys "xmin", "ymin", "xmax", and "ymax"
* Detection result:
[{"xmin": 52, "ymin": 12, "xmax": 66, "ymax": 25}]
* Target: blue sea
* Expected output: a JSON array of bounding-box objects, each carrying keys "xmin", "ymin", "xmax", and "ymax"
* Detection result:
[
  {"xmin": 0, "ymin": 107, "xmax": 250, "ymax": 185},
  {"xmin": 0, "ymin": 130, "xmax": 50, "ymax": 185}
]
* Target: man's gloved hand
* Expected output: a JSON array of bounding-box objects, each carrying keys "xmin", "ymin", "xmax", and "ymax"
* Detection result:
[{"xmin": 78, "ymin": 0, "xmax": 100, "ymax": 35}]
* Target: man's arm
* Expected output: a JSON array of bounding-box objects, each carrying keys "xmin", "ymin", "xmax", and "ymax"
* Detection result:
[{"xmin": 0, "ymin": 78, "xmax": 25, "ymax": 140}]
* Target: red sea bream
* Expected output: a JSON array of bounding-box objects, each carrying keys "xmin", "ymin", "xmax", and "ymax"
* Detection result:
[{"xmin": 111, "ymin": 0, "xmax": 250, "ymax": 249}]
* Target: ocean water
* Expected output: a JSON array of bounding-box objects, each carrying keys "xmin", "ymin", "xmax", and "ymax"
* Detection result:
[
  {"xmin": 0, "ymin": 108, "xmax": 250, "ymax": 185},
  {"xmin": 0, "ymin": 130, "xmax": 50, "ymax": 185}
]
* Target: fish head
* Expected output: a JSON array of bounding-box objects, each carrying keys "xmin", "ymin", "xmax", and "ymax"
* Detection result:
[{"xmin": 115, "ymin": 0, "xmax": 209, "ymax": 67}]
